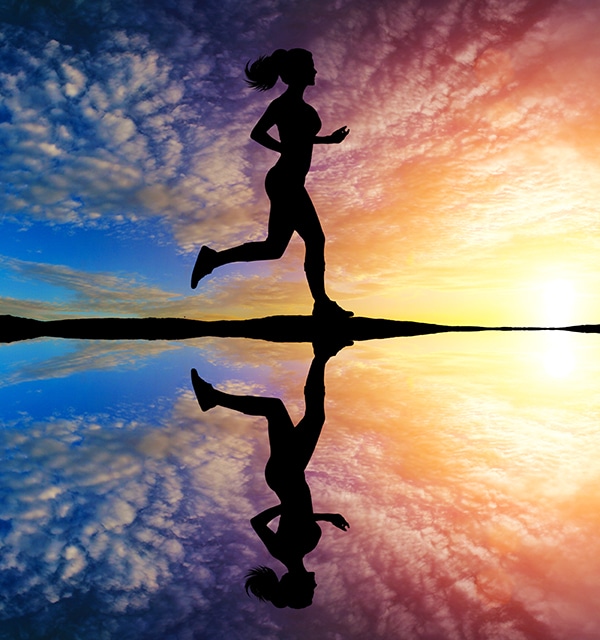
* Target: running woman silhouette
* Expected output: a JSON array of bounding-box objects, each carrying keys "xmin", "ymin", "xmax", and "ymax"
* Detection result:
[{"xmin": 191, "ymin": 48, "xmax": 353, "ymax": 318}]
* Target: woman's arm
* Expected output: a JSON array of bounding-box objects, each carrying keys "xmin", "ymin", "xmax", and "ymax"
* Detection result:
[
  {"xmin": 250, "ymin": 103, "xmax": 283, "ymax": 153},
  {"xmin": 314, "ymin": 126, "xmax": 350, "ymax": 145}
]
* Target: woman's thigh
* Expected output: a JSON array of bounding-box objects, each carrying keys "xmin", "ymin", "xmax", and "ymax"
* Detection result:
[{"xmin": 265, "ymin": 168, "xmax": 324, "ymax": 246}]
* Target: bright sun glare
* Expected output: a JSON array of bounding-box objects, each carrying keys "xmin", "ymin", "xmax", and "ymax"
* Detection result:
[
  {"xmin": 541, "ymin": 278, "xmax": 576, "ymax": 327},
  {"xmin": 536, "ymin": 279, "xmax": 579, "ymax": 379}
]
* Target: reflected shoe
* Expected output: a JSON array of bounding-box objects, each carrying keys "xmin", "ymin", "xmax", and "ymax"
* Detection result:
[
  {"xmin": 312, "ymin": 300, "xmax": 354, "ymax": 319},
  {"xmin": 191, "ymin": 246, "xmax": 217, "ymax": 289},
  {"xmin": 313, "ymin": 336, "xmax": 354, "ymax": 359},
  {"xmin": 191, "ymin": 368, "xmax": 217, "ymax": 411}
]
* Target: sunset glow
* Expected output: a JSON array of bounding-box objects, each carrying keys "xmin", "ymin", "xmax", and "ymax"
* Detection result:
[
  {"xmin": 3, "ymin": 1, "xmax": 600, "ymax": 638},
  {"xmin": 2, "ymin": 0, "xmax": 600, "ymax": 324},
  {"xmin": 541, "ymin": 278, "xmax": 577, "ymax": 326}
]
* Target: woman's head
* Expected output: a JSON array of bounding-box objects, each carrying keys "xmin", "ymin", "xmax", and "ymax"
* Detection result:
[
  {"xmin": 245, "ymin": 49, "xmax": 316, "ymax": 91},
  {"xmin": 244, "ymin": 566, "xmax": 316, "ymax": 609}
]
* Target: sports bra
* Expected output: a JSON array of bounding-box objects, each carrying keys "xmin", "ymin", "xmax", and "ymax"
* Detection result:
[{"xmin": 273, "ymin": 98, "xmax": 322, "ymax": 142}]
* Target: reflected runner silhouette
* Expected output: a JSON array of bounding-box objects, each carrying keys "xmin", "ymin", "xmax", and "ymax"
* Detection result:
[
  {"xmin": 191, "ymin": 48, "xmax": 353, "ymax": 319},
  {"xmin": 191, "ymin": 338, "xmax": 350, "ymax": 608}
]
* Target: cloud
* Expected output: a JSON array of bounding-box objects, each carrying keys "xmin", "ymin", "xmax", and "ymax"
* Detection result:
[
  {"xmin": 0, "ymin": 2, "xmax": 272, "ymax": 250},
  {"xmin": 0, "ymin": 254, "xmax": 214, "ymax": 320}
]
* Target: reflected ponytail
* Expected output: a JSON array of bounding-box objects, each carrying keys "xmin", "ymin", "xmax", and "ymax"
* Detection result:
[
  {"xmin": 244, "ymin": 49, "xmax": 288, "ymax": 91},
  {"xmin": 244, "ymin": 565, "xmax": 286, "ymax": 607}
]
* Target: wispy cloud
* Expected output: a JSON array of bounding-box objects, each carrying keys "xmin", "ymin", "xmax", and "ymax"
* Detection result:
[
  {"xmin": 0, "ymin": 254, "xmax": 210, "ymax": 319},
  {"xmin": 0, "ymin": 339, "xmax": 181, "ymax": 388}
]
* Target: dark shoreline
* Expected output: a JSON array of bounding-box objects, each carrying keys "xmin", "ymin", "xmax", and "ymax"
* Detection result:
[{"xmin": 3, "ymin": 314, "xmax": 596, "ymax": 344}]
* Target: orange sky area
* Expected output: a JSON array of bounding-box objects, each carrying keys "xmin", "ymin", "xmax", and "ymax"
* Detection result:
[{"xmin": 187, "ymin": 2, "xmax": 600, "ymax": 326}]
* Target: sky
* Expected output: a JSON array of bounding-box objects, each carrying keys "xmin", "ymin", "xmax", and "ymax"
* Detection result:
[
  {"xmin": 2, "ymin": 333, "xmax": 600, "ymax": 638},
  {"xmin": 5, "ymin": 3, "xmax": 600, "ymax": 636},
  {"xmin": 2, "ymin": 0, "xmax": 600, "ymax": 325}
]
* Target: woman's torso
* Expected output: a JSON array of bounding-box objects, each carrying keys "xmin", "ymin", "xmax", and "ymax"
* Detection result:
[{"xmin": 270, "ymin": 95, "xmax": 321, "ymax": 177}]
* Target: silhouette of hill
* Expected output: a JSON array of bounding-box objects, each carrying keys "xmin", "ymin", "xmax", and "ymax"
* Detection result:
[{"xmin": 3, "ymin": 314, "xmax": 591, "ymax": 344}]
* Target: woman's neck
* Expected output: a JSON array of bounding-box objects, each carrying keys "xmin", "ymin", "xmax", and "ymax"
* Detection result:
[
  {"xmin": 283, "ymin": 83, "xmax": 307, "ymax": 100},
  {"xmin": 284, "ymin": 557, "xmax": 307, "ymax": 573}
]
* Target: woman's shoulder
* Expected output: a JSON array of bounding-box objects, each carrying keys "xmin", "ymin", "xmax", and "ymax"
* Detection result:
[
  {"xmin": 268, "ymin": 95, "xmax": 317, "ymax": 121},
  {"xmin": 257, "ymin": 95, "xmax": 284, "ymax": 123},
  {"xmin": 267, "ymin": 94, "xmax": 287, "ymax": 110}
]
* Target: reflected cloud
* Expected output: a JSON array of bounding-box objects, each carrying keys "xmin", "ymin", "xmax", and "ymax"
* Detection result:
[
  {"xmin": 3, "ymin": 334, "xmax": 600, "ymax": 638},
  {"xmin": 540, "ymin": 331, "xmax": 577, "ymax": 379},
  {"xmin": 0, "ymin": 392, "xmax": 268, "ymax": 638},
  {"xmin": 0, "ymin": 339, "xmax": 181, "ymax": 388}
]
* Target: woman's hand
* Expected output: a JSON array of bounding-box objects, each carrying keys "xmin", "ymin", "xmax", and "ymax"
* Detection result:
[
  {"xmin": 329, "ymin": 514, "xmax": 350, "ymax": 531},
  {"xmin": 329, "ymin": 126, "xmax": 350, "ymax": 144}
]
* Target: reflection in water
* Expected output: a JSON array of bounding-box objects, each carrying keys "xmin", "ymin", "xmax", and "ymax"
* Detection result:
[
  {"xmin": 191, "ymin": 339, "xmax": 350, "ymax": 609},
  {"xmin": 540, "ymin": 331, "xmax": 576, "ymax": 379},
  {"xmin": 3, "ymin": 334, "xmax": 600, "ymax": 637}
]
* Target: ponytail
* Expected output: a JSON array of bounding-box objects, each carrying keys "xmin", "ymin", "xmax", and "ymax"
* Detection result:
[{"xmin": 245, "ymin": 49, "xmax": 288, "ymax": 91}]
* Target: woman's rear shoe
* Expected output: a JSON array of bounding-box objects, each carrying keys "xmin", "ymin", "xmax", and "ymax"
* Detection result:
[{"xmin": 191, "ymin": 246, "xmax": 217, "ymax": 289}]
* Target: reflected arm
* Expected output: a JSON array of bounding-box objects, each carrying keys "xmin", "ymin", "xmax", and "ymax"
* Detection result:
[
  {"xmin": 314, "ymin": 513, "xmax": 350, "ymax": 531},
  {"xmin": 250, "ymin": 505, "xmax": 282, "ymax": 550}
]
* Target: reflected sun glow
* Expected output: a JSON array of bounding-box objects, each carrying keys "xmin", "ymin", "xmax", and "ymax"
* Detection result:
[{"xmin": 541, "ymin": 331, "xmax": 577, "ymax": 380}]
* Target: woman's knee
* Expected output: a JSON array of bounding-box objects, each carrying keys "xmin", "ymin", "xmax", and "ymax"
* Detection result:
[
  {"xmin": 304, "ymin": 249, "xmax": 325, "ymax": 273},
  {"xmin": 307, "ymin": 226, "xmax": 325, "ymax": 247},
  {"xmin": 263, "ymin": 238, "xmax": 287, "ymax": 259}
]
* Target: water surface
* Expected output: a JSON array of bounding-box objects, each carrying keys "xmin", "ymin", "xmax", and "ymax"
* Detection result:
[{"xmin": 1, "ymin": 332, "xmax": 599, "ymax": 639}]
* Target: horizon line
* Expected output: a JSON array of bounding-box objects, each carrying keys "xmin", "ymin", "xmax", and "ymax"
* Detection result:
[{"xmin": 2, "ymin": 314, "xmax": 598, "ymax": 344}]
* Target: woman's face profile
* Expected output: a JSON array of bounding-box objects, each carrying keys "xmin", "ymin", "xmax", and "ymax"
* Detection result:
[
  {"xmin": 285, "ymin": 52, "xmax": 317, "ymax": 87},
  {"xmin": 306, "ymin": 58, "xmax": 317, "ymax": 85}
]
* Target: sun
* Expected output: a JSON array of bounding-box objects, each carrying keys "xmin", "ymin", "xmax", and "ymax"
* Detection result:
[{"xmin": 541, "ymin": 278, "xmax": 577, "ymax": 327}]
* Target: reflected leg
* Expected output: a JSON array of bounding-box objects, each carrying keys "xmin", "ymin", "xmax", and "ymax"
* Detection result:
[
  {"xmin": 191, "ymin": 369, "xmax": 295, "ymax": 450},
  {"xmin": 292, "ymin": 373, "xmax": 326, "ymax": 470},
  {"xmin": 290, "ymin": 338, "xmax": 354, "ymax": 469}
]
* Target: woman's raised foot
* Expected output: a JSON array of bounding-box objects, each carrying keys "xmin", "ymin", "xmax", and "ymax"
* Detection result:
[{"xmin": 191, "ymin": 246, "xmax": 217, "ymax": 289}]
